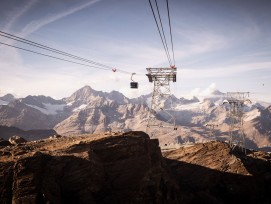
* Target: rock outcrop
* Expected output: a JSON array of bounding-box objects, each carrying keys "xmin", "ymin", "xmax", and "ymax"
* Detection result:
[
  {"xmin": 0, "ymin": 131, "xmax": 179, "ymax": 204},
  {"xmin": 1, "ymin": 132, "xmax": 271, "ymax": 204},
  {"xmin": 163, "ymin": 141, "xmax": 271, "ymax": 204}
]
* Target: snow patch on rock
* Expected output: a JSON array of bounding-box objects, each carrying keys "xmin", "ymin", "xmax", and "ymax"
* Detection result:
[
  {"xmin": 0, "ymin": 99, "xmax": 8, "ymax": 105},
  {"xmin": 72, "ymin": 104, "xmax": 87, "ymax": 112},
  {"xmin": 26, "ymin": 103, "xmax": 66, "ymax": 115}
]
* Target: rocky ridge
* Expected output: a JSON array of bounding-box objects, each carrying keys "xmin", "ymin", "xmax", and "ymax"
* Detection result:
[
  {"xmin": 163, "ymin": 141, "xmax": 271, "ymax": 203},
  {"xmin": 0, "ymin": 131, "xmax": 271, "ymax": 204},
  {"xmin": 0, "ymin": 131, "xmax": 179, "ymax": 204}
]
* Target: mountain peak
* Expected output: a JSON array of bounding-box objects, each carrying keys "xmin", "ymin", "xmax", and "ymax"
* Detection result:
[
  {"xmin": 179, "ymin": 96, "xmax": 200, "ymax": 104},
  {"xmin": 72, "ymin": 85, "xmax": 96, "ymax": 97},
  {"xmin": 211, "ymin": 90, "xmax": 224, "ymax": 96},
  {"xmin": 77, "ymin": 85, "xmax": 94, "ymax": 95},
  {"xmin": 81, "ymin": 85, "xmax": 93, "ymax": 91},
  {"xmin": 64, "ymin": 85, "xmax": 102, "ymax": 105},
  {"xmin": 0, "ymin": 94, "xmax": 16, "ymax": 103}
]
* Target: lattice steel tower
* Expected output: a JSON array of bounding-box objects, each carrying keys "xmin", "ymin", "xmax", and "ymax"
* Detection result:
[
  {"xmin": 146, "ymin": 67, "xmax": 177, "ymax": 136},
  {"xmin": 223, "ymin": 92, "xmax": 251, "ymax": 151},
  {"xmin": 206, "ymin": 123, "xmax": 218, "ymax": 141}
]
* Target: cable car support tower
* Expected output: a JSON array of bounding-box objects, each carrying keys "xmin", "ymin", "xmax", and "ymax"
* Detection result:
[
  {"xmin": 146, "ymin": 67, "xmax": 177, "ymax": 137},
  {"xmin": 223, "ymin": 92, "xmax": 251, "ymax": 152}
]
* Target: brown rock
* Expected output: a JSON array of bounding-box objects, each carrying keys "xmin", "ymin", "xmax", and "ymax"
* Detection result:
[
  {"xmin": 163, "ymin": 141, "xmax": 271, "ymax": 204},
  {"xmin": 1, "ymin": 133, "xmax": 271, "ymax": 204},
  {"xmin": 0, "ymin": 131, "xmax": 180, "ymax": 204}
]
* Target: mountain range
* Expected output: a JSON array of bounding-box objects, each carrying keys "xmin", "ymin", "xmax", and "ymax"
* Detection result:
[{"xmin": 0, "ymin": 85, "xmax": 270, "ymax": 150}]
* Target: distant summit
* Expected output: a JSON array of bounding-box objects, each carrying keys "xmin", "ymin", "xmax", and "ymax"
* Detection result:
[
  {"xmin": 21, "ymin": 95, "xmax": 64, "ymax": 108},
  {"xmin": 64, "ymin": 85, "xmax": 102, "ymax": 105},
  {"xmin": 179, "ymin": 96, "xmax": 200, "ymax": 104},
  {"xmin": 211, "ymin": 89, "xmax": 224, "ymax": 96},
  {"xmin": 0, "ymin": 94, "xmax": 16, "ymax": 102},
  {"xmin": 0, "ymin": 94, "xmax": 16, "ymax": 105}
]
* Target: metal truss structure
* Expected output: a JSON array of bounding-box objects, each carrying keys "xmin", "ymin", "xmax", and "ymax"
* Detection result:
[
  {"xmin": 146, "ymin": 67, "xmax": 177, "ymax": 136},
  {"xmin": 206, "ymin": 123, "xmax": 218, "ymax": 141},
  {"xmin": 223, "ymin": 92, "xmax": 251, "ymax": 151}
]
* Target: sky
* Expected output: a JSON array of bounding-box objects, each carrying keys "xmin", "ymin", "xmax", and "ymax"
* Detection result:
[{"xmin": 0, "ymin": 0, "xmax": 271, "ymax": 102}]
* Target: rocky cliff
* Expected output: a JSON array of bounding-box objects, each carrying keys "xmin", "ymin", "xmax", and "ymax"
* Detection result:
[
  {"xmin": 0, "ymin": 131, "xmax": 179, "ymax": 204},
  {"xmin": 163, "ymin": 141, "xmax": 271, "ymax": 204},
  {"xmin": 1, "ymin": 131, "xmax": 271, "ymax": 203}
]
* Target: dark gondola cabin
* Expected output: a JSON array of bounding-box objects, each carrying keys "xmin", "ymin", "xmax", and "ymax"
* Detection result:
[{"xmin": 130, "ymin": 82, "xmax": 138, "ymax": 89}]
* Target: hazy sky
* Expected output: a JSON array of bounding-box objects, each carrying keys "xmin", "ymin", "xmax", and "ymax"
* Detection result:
[{"xmin": 0, "ymin": 0, "xmax": 270, "ymax": 102}]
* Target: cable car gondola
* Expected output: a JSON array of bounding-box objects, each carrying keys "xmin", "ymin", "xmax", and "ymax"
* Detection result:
[{"xmin": 130, "ymin": 73, "xmax": 138, "ymax": 89}]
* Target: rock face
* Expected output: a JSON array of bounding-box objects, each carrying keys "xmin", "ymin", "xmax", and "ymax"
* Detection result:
[
  {"xmin": 55, "ymin": 86, "xmax": 149, "ymax": 136},
  {"xmin": 163, "ymin": 141, "xmax": 271, "ymax": 204},
  {"xmin": 1, "ymin": 131, "xmax": 271, "ymax": 204},
  {"xmin": 0, "ymin": 131, "xmax": 179, "ymax": 204},
  {"xmin": 54, "ymin": 103, "xmax": 149, "ymax": 136}
]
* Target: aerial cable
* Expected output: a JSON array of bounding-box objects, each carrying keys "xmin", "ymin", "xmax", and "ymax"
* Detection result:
[
  {"xmin": 166, "ymin": 0, "xmax": 175, "ymax": 66},
  {"xmin": 0, "ymin": 41, "xmax": 133, "ymax": 75},
  {"xmin": 0, "ymin": 31, "xmax": 132, "ymax": 74},
  {"xmin": 148, "ymin": 0, "xmax": 172, "ymax": 66},
  {"xmin": 0, "ymin": 30, "xmax": 113, "ymax": 70},
  {"xmin": 0, "ymin": 32, "xmax": 113, "ymax": 70},
  {"xmin": 0, "ymin": 41, "xmax": 114, "ymax": 71},
  {"xmin": 154, "ymin": 0, "xmax": 172, "ymax": 65}
]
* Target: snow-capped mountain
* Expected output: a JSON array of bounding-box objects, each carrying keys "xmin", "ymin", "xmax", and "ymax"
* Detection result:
[
  {"xmin": 0, "ymin": 86, "xmax": 270, "ymax": 150},
  {"xmin": 21, "ymin": 95, "xmax": 66, "ymax": 115},
  {"xmin": 0, "ymin": 86, "xmax": 149, "ymax": 134},
  {"xmin": 0, "ymin": 99, "xmax": 67, "ymax": 130},
  {"xmin": 55, "ymin": 86, "xmax": 148, "ymax": 135}
]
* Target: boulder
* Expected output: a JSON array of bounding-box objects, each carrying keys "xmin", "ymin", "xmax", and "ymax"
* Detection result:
[{"xmin": 8, "ymin": 135, "xmax": 27, "ymax": 145}]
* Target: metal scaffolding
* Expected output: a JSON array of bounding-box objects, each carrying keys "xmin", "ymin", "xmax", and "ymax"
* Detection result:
[
  {"xmin": 146, "ymin": 67, "xmax": 177, "ymax": 136},
  {"xmin": 223, "ymin": 92, "xmax": 251, "ymax": 151}
]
